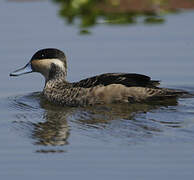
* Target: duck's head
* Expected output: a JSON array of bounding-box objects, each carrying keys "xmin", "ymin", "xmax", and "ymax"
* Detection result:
[{"xmin": 10, "ymin": 48, "xmax": 67, "ymax": 81}]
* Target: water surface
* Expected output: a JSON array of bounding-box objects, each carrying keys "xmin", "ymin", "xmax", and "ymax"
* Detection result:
[{"xmin": 0, "ymin": 0, "xmax": 194, "ymax": 180}]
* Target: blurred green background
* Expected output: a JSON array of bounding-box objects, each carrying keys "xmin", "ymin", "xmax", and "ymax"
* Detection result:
[{"xmin": 53, "ymin": 0, "xmax": 194, "ymax": 33}]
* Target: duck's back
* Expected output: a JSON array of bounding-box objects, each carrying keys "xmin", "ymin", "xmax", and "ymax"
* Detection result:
[{"xmin": 72, "ymin": 73, "xmax": 160, "ymax": 88}]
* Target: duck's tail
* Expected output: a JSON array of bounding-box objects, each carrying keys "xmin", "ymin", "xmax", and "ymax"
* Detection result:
[{"xmin": 147, "ymin": 88, "xmax": 191, "ymax": 101}]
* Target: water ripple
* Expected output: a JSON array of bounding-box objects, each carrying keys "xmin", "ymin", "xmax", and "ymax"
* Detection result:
[{"xmin": 1, "ymin": 91, "xmax": 194, "ymax": 150}]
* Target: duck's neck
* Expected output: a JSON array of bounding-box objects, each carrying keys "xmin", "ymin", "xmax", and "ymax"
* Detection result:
[{"xmin": 45, "ymin": 64, "xmax": 67, "ymax": 84}]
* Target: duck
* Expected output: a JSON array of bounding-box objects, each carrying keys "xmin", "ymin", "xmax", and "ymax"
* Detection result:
[{"xmin": 10, "ymin": 48, "xmax": 186, "ymax": 107}]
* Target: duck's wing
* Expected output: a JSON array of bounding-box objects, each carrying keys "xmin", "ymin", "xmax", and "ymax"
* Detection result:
[{"xmin": 72, "ymin": 73, "xmax": 160, "ymax": 88}]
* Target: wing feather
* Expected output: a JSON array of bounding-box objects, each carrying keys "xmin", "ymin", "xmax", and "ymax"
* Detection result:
[{"xmin": 72, "ymin": 73, "xmax": 160, "ymax": 88}]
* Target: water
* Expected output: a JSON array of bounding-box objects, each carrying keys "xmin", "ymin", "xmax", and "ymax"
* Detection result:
[{"xmin": 0, "ymin": 0, "xmax": 194, "ymax": 179}]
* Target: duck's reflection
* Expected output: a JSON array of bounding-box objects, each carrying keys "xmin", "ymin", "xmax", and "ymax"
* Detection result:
[
  {"xmin": 11, "ymin": 92, "xmax": 180, "ymax": 152},
  {"xmin": 32, "ymin": 110, "xmax": 69, "ymax": 146},
  {"xmin": 11, "ymin": 93, "xmax": 72, "ymax": 152}
]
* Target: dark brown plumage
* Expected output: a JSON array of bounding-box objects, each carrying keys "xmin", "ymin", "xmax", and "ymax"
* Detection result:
[{"xmin": 72, "ymin": 73, "xmax": 160, "ymax": 88}]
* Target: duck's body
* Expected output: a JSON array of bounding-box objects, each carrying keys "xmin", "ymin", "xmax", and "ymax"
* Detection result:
[
  {"xmin": 43, "ymin": 73, "xmax": 183, "ymax": 106},
  {"xmin": 10, "ymin": 48, "xmax": 185, "ymax": 107}
]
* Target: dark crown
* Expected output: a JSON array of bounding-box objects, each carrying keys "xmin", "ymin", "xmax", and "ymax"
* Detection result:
[{"xmin": 31, "ymin": 48, "xmax": 66, "ymax": 62}]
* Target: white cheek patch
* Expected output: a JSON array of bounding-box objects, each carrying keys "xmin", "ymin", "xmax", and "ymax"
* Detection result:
[
  {"xmin": 32, "ymin": 59, "xmax": 65, "ymax": 71},
  {"xmin": 31, "ymin": 58, "xmax": 66, "ymax": 79}
]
